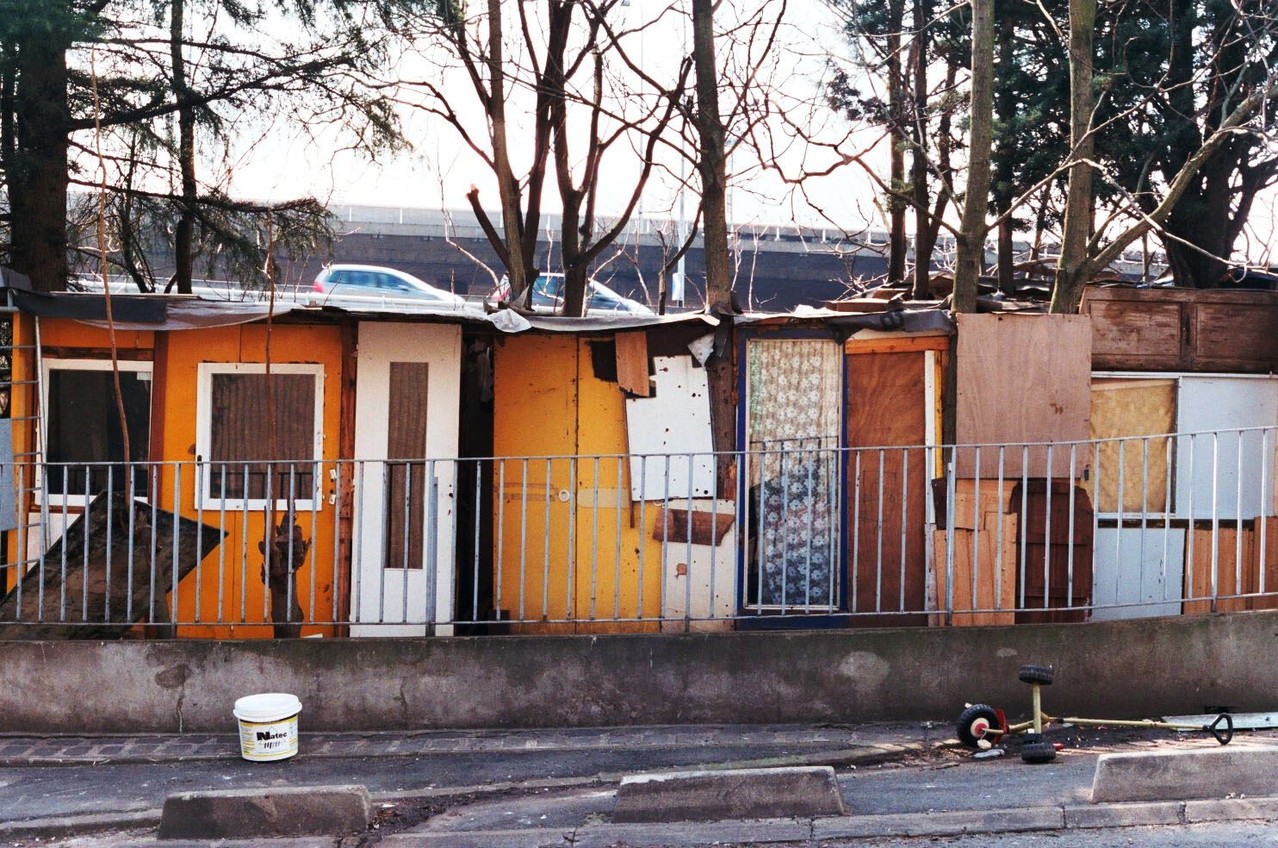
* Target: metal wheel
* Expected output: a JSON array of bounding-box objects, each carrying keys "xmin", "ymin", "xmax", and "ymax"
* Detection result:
[
  {"xmin": 1018, "ymin": 664, "xmax": 1055, "ymax": 686},
  {"xmin": 956, "ymin": 704, "xmax": 1001, "ymax": 748},
  {"xmin": 1020, "ymin": 732, "xmax": 1057, "ymax": 764}
]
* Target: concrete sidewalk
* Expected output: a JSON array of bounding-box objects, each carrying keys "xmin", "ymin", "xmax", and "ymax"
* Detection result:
[
  {"xmin": 4, "ymin": 723, "xmax": 1277, "ymax": 846},
  {"xmin": 0, "ymin": 722, "xmax": 945, "ymax": 842}
]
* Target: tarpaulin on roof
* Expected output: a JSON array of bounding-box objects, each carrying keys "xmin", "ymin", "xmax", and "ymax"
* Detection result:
[{"xmin": 10, "ymin": 290, "xmax": 296, "ymax": 330}]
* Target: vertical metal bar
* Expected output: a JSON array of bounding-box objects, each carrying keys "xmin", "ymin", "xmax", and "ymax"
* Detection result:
[
  {"xmin": 1018, "ymin": 446, "xmax": 1029, "ymax": 611},
  {"xmin": 851, "ymin": 450, "xmax": 861, "ymax": 615},
  {"xmin": 589, "ymin": 456, "xmax": 600, "ymax": 620},
  {"xmin": 426, "ymin": 463, "xmax": 438, "ymax": 626},
  {"xmin": 1066, "ymin": 444, "xmax": 1077, "ymax": 612},
  {"xmin": 332, "ymin": 461, "xmax": 343, "ymax": 625},
  {"xmin": 262, "ymin": 463, "xmax": 273, "ymax": 623},
  {"xmin": 307, "ymin": 463, "xmax": 320, "ymax": 623},
  {"xmin": 995, "ymin": 448, "xmax": 1005, "ymax": 614},
  {"xmin": 148, "ymin": 468, "xmax": 159, "ymax": 624},
  {"xmin": 1210, "ymin": 432, "xmax": 1220, "ymax": 613},
  {"xmin": 1043, "ymin": 446, "xmax": 1053, "ymax": 612},
  {"xmin": 471, "ymin": 460, "xmax": 482, "ymax": 624},
  {"xmin": 1261, "ymin": 429, "xmax": 1271, "ymax": 598},
  {"xmin": 874, "ymin": 448, "xmax": 885, "ymax": 613},
  {"xmin": 80, "ymin": 470, "xmax": 91, "ymax": 622},
  {"xmin": 351, "ymin": 461, "xmax": 365, "ymax": 624},
  {"xmin": 1091, "ymin": 439, "xmax": 1102, "ymax": 610},
  {"xmin": 239, "ymin": 463, "xmax": 250, "ymax": 624},
  {"xmin": 636, "ymin": 457, "xmax": 648, "ymax": 621},
  {"xmin": 399, "ymin": 462, "xmax": 410, "ymax": 624},
  {"xmin": 537, "ymin": 459, "xmax": 547, "ymax": 620},
  {"xmin": 663, "ymin": 454, "xmax": 672, "ymax": 617},
  {"xmin": 943, "ymin": 448, "xmax": 956, "ymax": 625},
  {"xmin": 1185, "ymin": 433, "xmax": 1197, "ymax": 607},
  {"xmin": 104, "ymin": 466, "xmax": 114, "ymax": 623},
  {"xmin": 125, "ymin": 465, "xmax": 137, "ymax": 624},
  {"xmin": 1161, "ymin": 435, "xmax": 1173, "ymax": 602},
  {"xmin": 57, "ymin": 466, "xmax": 69, "ymax": 621},
  {"xmin": 803, "ymin": 446, "xmax": 815, "ymax": 611},
  {"xmin": 970, "ymin": 448, "xmax": 981, "ymax": 613},
  {"xmin": 684, "ymin": 453, "xmax": 696, "ymax": 623},
  {"xmin": 1114, "ymin": 439, "xmax": 1125, "ymax": 604},
  {"xmin": 565, "ymin": 458, "xmax": 577, "ymax": 622},
  {"xmin": 191, "ymin": 462, "xmax": 201, "ymax": 623},
  {"xmin": 170, "ymin": 464, "xmax": 182, "ymax": 628},
  {"xmin": 216, "ymin": 464, "xmax": 228, "ymax": 623},
  {"xmin": 494, "ymin": 460, "xmax": 506, "ymax": 623},
  {"xmin": 518, "ymin": 458, "xmax": 529, "ymax": 622},
  {"xmin": 898, "ymin": 448, "xmax": 909, "ymax": 614},
  {"xmin": 13, "ymin": 464, "xmax": 26, "ymax": 621},
  {"xmin": 613, "ymin": 456, "xmax": 624, "ymax": 621},
  {"xmin": 1235, "ymin": 432, "xmax": 1244, "ymax": 604}
]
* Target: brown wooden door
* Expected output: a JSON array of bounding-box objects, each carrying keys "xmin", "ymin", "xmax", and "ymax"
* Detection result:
[{"xmin": 846, "ymin": 351, "xmax": 932, "ymax": 626}]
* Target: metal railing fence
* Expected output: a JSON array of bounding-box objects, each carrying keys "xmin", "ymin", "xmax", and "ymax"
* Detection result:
[{"xmin": 1, "ymin": 426, "xmax": 1276, "ymax": 637}]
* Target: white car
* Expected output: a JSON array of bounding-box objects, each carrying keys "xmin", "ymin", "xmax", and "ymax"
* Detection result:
[
  {"xmin": 312, "ymin": 264, "xmax": 466, "ymax": 307},
  {"xmin": 489, "ymin": 273, "xmax": 653, "ymax": 314}
]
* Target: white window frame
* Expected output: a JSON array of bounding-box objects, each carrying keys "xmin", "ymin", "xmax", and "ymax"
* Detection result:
[
  {"xmin": 40, "ymin": 358, "xmax": 153, "ymax": 507},
  {"xmin": 195, "ymin": 362, "xmax": 325, "ymax": 512}
]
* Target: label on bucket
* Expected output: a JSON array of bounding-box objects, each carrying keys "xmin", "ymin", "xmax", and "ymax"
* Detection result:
[{"xmin": 237, "ymin": 715, "xmax": 299, "ymax": 761}]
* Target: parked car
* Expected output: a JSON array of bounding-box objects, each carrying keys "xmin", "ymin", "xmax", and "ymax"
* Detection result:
[
  {"xmin": 489, "ymin": 273, "xmax": 653, "ymax": 315},
  {"xmin": 312, "ymin": 264, "xmax": 466, "ymax": 307}
]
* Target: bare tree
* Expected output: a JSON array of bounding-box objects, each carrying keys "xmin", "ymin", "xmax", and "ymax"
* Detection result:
[{"xmin": 392, "ymin": 1, "xmax": 690, "ymax": 317}]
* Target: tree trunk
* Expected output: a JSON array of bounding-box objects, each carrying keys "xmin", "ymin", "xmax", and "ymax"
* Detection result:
[
  {"xmin": 9, "ymin": 32, "xmax": 69, "ymax": 293},
  {"xmin": 886, "ymin": 0, "xmax": 906, "ymax": 285},
  {"xmin": 908, "ymin": 0, "xmax": 937, "ymax": 300},
  {"xmin": 170, "ymin": 0, "xmax": 196, "ymax": 295},
  {"xmin": 692, "ymin": 0, "xmax": 730, "ymax": 311},
  {"xmin": 485, "ymin": 0, "xmax": 531, "ymax": 296},
  {"xmin": 951, "ymin": 0, "xmax": 995, "ymax": 313},
  {"xmin": 1049, "ymin": 0, "xmax": 1097, "ymax": 314}
]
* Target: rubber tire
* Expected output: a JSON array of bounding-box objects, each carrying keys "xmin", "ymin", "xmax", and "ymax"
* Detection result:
[
  {"xmin": 1018, "ymin": 664, "xmax": 1055, "ymax": 686},
  {"xmin": 1020, "ymin": 733, "xmax": 1057, "ymax": 764},
  {"xmin": 956, "ymin": 704, "xmax": 1000, "ymax": 749}
]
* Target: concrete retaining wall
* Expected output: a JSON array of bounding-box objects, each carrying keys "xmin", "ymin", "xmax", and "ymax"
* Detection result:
[{"xmin": 2, "ymin": 611, "xmax": 1276, "ymax": 733}]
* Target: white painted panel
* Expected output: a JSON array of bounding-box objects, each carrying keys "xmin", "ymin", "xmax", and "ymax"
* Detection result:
[
  {"xmin": 1175, "ymin": 376, "xmax": 1278, "ymax": 520},
  {"xmin": 1091, "ymin": 526, "xmax": 1185, "ymax": 621},
  {"xmin": 351, "ymin": 322, "xmax": 461, "ymax": 637},
  {"xmin": 659, "ymin": 499, "xmax": 736, "ymax": 630},
  {"xmin": 625, "ymin": 356, "xmax": 715, "ymax": 502}
]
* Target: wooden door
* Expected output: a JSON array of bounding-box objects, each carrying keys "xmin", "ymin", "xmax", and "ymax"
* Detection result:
[{"xmin": 846, "ymin": 350, "xmax": 933, "ymax": 626}]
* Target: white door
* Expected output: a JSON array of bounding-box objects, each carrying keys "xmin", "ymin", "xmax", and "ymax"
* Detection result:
[{"xmin": 351, "ymin": 323, "xmax": 461, "ymax": 636}]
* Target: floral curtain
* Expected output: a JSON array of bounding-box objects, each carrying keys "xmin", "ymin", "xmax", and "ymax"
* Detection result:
[{"xmin": 746, "ymin": 339, "xmax": 842, "ymax": 609}]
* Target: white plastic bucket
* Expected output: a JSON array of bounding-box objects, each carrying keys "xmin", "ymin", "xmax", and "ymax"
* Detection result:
[{"xmin": 233, "ymin": 693, "xmax": 302, "ymax": 762}]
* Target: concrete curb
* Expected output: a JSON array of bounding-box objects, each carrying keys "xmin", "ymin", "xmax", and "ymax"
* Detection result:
[
  {"xmin": 0, "ymin": 738, "xmax": 944, "ymax": 842},
  {"xmin": 614, "ymin": 766, "xmax": 845, "ymax": 822},
  {"xmin": 6, "ymin": 795, "xmax": 1278, "ymax": 845},
  {"xmin": 1091, "ymin": 744, "xmax": 1278, "ymax": 802},
  {"xmin": 157, "ymin": 784, "xmax": 372, "ymax": 839},
  {"xmin": 384, "ymin": 797, "xmax": 1278, "ymax": 847}
]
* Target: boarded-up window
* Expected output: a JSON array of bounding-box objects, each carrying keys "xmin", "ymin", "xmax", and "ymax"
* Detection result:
[
  {"xmin": 201, "ymin": 365, "xmax": 322, "ymax": 505},
  {"xmin": 384, "ymin": 362, "xmax": 428, "ymax": 569},
  {"xmin": 45, "ymin": 362, "xmax": 151, "ymax": 498},
  {"xmin": 1090, "ymin": 378, "xmax": 1175, "ymax": 514}
]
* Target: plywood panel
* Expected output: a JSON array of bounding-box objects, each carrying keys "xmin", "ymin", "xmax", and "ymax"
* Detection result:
[
  {"xmin": 955, "ymin": 313, "xmax": 1092, "ymax": 478},
  {"xmin": 1176, "ymin": 376, "xmax": 1278, "ymax": 520},
  {"xmin": 1085, "ymin": 298, "xmax": 1184, "ymax": 371},
  {"xmin": 1184, "ymin": 526, "xmax": 1254, "ymax": 614},
  {"xmin": 625, "ymin": 356, "xmax": 715, "ymax": 501},
  {"xmin": 1191, "ymin": 302, "xmax": 1278, "ymax": 371},
  {"xmin": 931, "ymin": 515, "xmax": 1018, "ymax": 626},
  {"xmin": 1090, "ymin": 378, "xmax": 1175, "ymax": 514},
  {"xmin": 1091, "ymin": 526, "xmax": 1185, "ymax": 620},
  {"xmin": 614, "ymin": 331, "xmax": 650, "ymax": 397},
  {"xmin": 847, "ymin": 351, "xmax": 929, "ymax": 624},
  {"xmin": 1252, "ymin": 517, "xmax": 1278, "ymax": 611}
]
